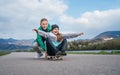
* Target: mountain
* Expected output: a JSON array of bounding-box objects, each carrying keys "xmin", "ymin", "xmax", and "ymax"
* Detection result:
[
  {"xmin": 0, "ymin": 38, "xmax": 34, "ymax": 51},
  {"xmin": 1, "ymin": 31, "xmax": 120, "ymax": 50},
  {"xmin": 94, "ymin": 31, "xmax": 120, "ymax": 41}
]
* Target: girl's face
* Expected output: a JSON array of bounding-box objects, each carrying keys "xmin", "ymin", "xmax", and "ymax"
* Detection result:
[
  {"xmin": 52, "ymin": 28, "xmax": 59, "ymax": 35},
  {"xmin": 41, "ymin": 21, "xmax": 48, "ymax": 30}
]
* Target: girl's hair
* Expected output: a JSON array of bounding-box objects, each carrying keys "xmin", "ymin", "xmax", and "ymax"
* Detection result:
[
  {"xmin": 57, "ymin": 33, "xmax": 62, "ymax": 42},
  {"xmin": 51, "ymin": 24, "xmax": 63, "ymax": 42},
  {"xmin": 40, "ymin": 18, "xmax": 48, "ymax": 25}
]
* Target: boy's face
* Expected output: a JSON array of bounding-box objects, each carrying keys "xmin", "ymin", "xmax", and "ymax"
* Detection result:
[
  {"xmin": 40, "ymin": 21, "xmax": 48, "ymax": 30},
  {"xmin": 52, "ymin": 28, "xmax": 59, "ymax": 35}
]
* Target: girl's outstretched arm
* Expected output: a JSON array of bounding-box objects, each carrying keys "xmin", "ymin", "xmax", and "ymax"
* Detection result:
[
  {"xmin": 32, "ymin": 29, "xmax": 49, "ymax": 38},
  {"xmin": 62, "ymin": 32, "xmax": 84, "ymax": 39}
]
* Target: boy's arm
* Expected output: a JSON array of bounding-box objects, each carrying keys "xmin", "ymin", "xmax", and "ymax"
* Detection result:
[
  {"xmin": 62, "ymin": 32, "xmax": 83, "ymax": 39},
  {"xmin": 33, "ymin": 29, "xmax": 49, "ymax": 38}
]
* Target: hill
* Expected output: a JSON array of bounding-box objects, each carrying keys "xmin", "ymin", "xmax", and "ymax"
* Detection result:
[
  {"xmin": 94, "ymin": 31, "xmax": 120, "ymax": 40},
  {"xmin": 0, "ymin": 38, "xmax": 34, "ymax": 51}
]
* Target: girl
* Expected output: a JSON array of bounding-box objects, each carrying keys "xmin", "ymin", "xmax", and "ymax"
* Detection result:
[
  {"xmin": 33, "ymin": 24, "xmax": 84, "ymax": 56},
  {"xmin": 33, "ymin": 18, "xmax": 51, "ymax": 58}
]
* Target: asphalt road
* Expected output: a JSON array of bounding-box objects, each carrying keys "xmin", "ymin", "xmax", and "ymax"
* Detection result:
[{"xmin": 0, "ymin": 52, "xmax": 120, "ymax": 75}]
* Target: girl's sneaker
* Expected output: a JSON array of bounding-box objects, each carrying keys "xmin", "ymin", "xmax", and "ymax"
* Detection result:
[
  {"xmin": 56, "ymin": 51, "xmax": 62, "ymax": 55},
  {"xmin": 61, "ymin": 52, "xmax": 67, "ymax": 56}
]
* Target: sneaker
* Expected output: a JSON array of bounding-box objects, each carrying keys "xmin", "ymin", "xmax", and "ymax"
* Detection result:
[
  {"xmin": 56, "ymin": 51, "xmax": 62, "ymax": 55},
  {"xmin": 61, "ymin": 52, "xmax": 67, "ymax": 56},
  {"xmin": 34, "ymin": 53, "xmax": 43, "ymax": 59}
]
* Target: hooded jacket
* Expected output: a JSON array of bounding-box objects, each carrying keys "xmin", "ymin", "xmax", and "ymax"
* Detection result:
[{"xmin": 36, "ymin": 24, "xmax": 51, "ymax": 51}]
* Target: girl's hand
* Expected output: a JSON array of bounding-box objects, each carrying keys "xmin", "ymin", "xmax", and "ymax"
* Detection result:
[
  {"xmin": 78, "ymin": 32, "xmax": 84, "ymax": 36},
  {"xmin": 32, "ymin": 29, "xmax": 38, "ymax": 33},
  {"xmin": 45, "ymin": 52, "xmax": 48, "ymax": 58}
]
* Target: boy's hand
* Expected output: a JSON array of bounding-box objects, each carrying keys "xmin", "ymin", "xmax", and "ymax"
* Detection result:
[
  {"xmin": 32, "ymin": 29, "xmax": 38, "ymax": 33},
  {"xmin": 78, "ymin": 32, "xmax": 84, "ymax": 36}
]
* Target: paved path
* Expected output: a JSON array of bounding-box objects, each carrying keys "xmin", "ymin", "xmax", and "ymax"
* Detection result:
[{"xmin": 0, "ymin": 52, "xmax": 120, "ymax": 75}]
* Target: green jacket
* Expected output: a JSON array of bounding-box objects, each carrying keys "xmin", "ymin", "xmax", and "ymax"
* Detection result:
[{"xmin": 36, "ymin": 24, "xmax": 51, "ymax": 51}]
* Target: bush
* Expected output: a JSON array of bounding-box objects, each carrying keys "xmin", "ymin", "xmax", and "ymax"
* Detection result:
[
  {"xmin": 67, "ymin": 38, "xmax": 120, "ymax": 50},
  {"xmin": 0, "ymin": 51, "xmax": 11, "ymax": 56}
]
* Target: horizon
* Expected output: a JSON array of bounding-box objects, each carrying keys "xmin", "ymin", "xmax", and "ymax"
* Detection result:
[
  {"xmin": 0, "ymin": 30, "xmax": 120, "ymax": 40},
  {"xmin": 0, "ymin": 0, "xmax": 120, "ymax": 40}
]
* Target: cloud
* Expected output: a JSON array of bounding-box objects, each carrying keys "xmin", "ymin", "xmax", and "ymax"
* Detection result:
[
  {"xmin": 0, "ymin": 0, "xmax": 68, "ymax": 39},
  {"xmin": 0, "ymin": 0, "xmax": 68, "ymax": 19},
  {"xmin": 0, "ymin": 0, "xmax": 120, "ymax": 39},
  {"xmin": 60, "ymin": 9, "xmax": 120, "ymax": 28},
  {"xmin": 59, "ymin": 9, "xmax": 120, "ymax": 38}
]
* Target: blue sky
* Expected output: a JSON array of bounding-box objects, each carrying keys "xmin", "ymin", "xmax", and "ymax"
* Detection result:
[
  {"xmin": 0, "ymin": 0, "xmax": 120, "ymax": 40},
  {"xmin": 66, "ymin": 0, "xmax": 120, "ymax": 17}
]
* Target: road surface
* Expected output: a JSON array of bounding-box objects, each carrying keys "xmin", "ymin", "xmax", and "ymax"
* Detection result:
[{"xmin": 0, "ymin": 52, "xmax": 120, "ymax": 75}]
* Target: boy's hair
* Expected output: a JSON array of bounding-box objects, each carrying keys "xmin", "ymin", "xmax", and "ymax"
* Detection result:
[
  {"xmin": 51, "ymin": 24, "xmax": 59, "ymax": 31},
  {"xmin": 40, "ymin": 18, "xmax": 48, "ymax": 25}
]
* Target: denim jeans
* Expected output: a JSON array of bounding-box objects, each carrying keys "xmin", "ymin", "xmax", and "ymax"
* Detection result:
[
  {"xmin": 46, "ymin": 38, "xmax": 67, "ymax": 56},
  {"xmin": 32, "ymin": 42, "xmax": 42, "ymax": 54}
]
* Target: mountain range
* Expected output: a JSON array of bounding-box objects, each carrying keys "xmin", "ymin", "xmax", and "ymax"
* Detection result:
[
  {"xmin": 0, "ymin": 38, "xmax": 34, "ymax": 51},
  {"xmin": 94, "ymin": 31, "xmax": 120, "ymax": 40},
  {"xmin": 0, "ymin": 31, "xmax": 120, "ymax": 51}
]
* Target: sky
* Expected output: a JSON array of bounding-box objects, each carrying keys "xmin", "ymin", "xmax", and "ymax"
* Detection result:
[{"xmin": 0, "ymin": 0, "xmax": 120, "ymax": 40}]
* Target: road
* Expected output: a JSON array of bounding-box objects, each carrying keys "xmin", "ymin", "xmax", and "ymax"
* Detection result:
[{"xmin": 0, "ymin": 52, "xmax": 120, "ymax": 75}]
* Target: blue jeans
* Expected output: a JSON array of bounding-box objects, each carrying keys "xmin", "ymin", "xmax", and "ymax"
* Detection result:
[
  {"xmin": 32, "ymin": 42, "xmax": 42, "ymax": 54},
  {"xmin": 46, "ymin": 38, "xmax": 67, "ymax": 56}
]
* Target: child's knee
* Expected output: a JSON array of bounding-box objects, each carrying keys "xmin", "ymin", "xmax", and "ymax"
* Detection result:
[{"xmin": 32, "ymin": 42, "xmax": 38, "ymax": 48}]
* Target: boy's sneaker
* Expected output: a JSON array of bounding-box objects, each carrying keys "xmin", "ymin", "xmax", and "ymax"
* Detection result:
[{"xmin": 34, "ymin": 53, "xmax": 43, "ymax": 59}]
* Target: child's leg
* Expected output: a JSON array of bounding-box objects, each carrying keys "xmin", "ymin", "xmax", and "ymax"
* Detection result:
[
  {"xmin": 32, "ymin": 42, "xmax": 43, "ymax": 58},
  {"xmin": 46, "ymin": 38, "xmax": 59, "ymax": 56},
  {"xmin": 57, "ymin": 39, "xmax": 67, "ymax": 54},
  {"xmin": 32, "ymin": 42, "xmax": 42, "ymax": 54}
]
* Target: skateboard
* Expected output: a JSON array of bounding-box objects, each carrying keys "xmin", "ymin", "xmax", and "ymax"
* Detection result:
[
  {"xmin": 47, "ymin": 55, "xmax": 63, "ymax": 61},
  {"xmin": 46, "ymin": 55, "xmax": 64, "ymax": 60}
]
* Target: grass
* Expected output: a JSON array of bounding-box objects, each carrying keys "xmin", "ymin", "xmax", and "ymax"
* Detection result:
[
  {"xmin": 67, "ymin": 50, "xmax": 120, "ymax": 55},
  {"xmin": 111, "ymin": 50, "xmax": 120, "ymax": 54},
  {"xmin": 0, "ymin": 50, "xmax": 120, "ymax": 56},
  {"xmin": 0, "ymin": 51, "xmax": 11, "ymax": 56}
]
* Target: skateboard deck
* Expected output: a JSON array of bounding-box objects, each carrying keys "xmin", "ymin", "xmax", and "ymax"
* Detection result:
[{"xmin": 46, "ymin": 55, "xmax": 64, "ymax": 60}]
